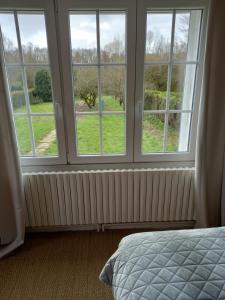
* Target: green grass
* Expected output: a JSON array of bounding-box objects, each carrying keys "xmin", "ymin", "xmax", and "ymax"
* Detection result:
[
  {"xmin": 16, "ymin": 102, "xmax": 54, "ymax": 113},
  {"xmin": 14, "ymin": 96, "xmax": 179, "ymax": 157},
  {"xmin": 76, "ymin": 114, "xmax": 125, "ymax": 155}
]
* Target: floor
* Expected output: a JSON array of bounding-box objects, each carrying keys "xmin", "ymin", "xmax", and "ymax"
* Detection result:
[{"xmin": 0, "ymin": 229, "xmax": 139, "ymax": 300}]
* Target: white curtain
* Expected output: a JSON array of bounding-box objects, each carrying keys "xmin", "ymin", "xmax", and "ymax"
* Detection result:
[
  {"xmin": 195, "ymin": 0, "xmax": 225, "ymax": 228},
  {"xmin": 0, "ymin": 56, "xmax": 25, "ymax": 258}
]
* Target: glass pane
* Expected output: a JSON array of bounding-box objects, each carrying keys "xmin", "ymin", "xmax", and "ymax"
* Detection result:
[
  {"xmin": 173, "ymin": 10, "xmax": 202, "ymax": 61},
  {"xmin": 102, "ymin": 114, "xmax": 125, "ymax": 154},
  {"xmin": 73, "ymin": 66, "xmax": 98, "ymax": 112},
  {"xmin": 169, "ymin": 64, "xmax": 196, "ymax": 110},
  {"xmin": 18, "ymin": 13, "xmax": 49, "ymax": 63},
  {"xmin": 32, "ymin": 116, "xmax": 58, "ymax": 156},
  {"xmin": 100, "ymin": 12, "xmax": 126, "ymax": 63},
  {"xmin": 7, "ymin": 67, "xmax": 26, "ymax": 113},
  {"xmin": 145, "ymin": 12, "xmax": 172, "ymax": 62},
  {"xmin": 0, "ymin": 13, "xmax": 20, "ymax": 63},
  {"xmin": 167, "ymin": 113, "xmax": 191, "ymax": 152},
  {"xmin": 144, "ymin": 65, "xmax": 168, "ymax": 110},
  {"xmin": 14, "ymin": 115, "xmax": 32, "ymax": 156},
  {"xmin": 25, "ymin": 66, "xmax": 54, "ymax": 112},
  {"xmin": 101, "ymin": 66, "xmax": 125, "ymax": 111},
  {"xmin": 76, "ymin": 114, "xmax": 100, "ymax": 155},
  {"xmin": 70, "ymin": 13, "xmax": 97, "ymax": 64},
  {"xmin": 142, "ymin": 113, "xmax": 164, "ymax": 153}
]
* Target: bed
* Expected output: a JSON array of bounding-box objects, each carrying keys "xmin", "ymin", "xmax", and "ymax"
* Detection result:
[{"xmin": 100, "ymin": 227, "xmax": 225, "ymax": 300}]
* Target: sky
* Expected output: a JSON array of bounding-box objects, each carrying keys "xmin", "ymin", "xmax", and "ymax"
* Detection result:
[
  {"xmin": 0, "ymin": 11, "xmax": 193, "ymax": 51},
  {"xmin": 0, "ymin": 12, "xmax": 126, "ymax": 50}
]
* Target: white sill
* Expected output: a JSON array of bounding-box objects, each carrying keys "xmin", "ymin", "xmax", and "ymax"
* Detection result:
[{"xmin": 21, "ymin": 160, "xmax": 195, "ymax": 173}]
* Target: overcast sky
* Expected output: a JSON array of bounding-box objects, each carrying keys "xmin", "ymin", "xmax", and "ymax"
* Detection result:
[
  {"xmin": 0, "ymin": 12, "xmax": 126, "ymax": 50},
  {"xmin": 0, "ymin": 11, "xmax": 189, "ymax": 50}
]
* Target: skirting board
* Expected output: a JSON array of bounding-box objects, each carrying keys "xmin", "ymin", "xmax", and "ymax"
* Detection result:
[{"xmin": 26, "ymin": 221, "xmax": 195, "ymax": 233}]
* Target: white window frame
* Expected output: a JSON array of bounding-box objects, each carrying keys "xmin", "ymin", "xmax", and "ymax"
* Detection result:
[
  {"xmin": 57, "ymin": 0, "xmax": 136, "ymax": 164},
  {"xmin": 0, "ymin": 0, "xmax": 67, "ymax": 166},
  {"xmin": 134, "ymin": 0, "xmax": 209, "ymax": 163},
  {"xmin": 0, "ymin": 0, "xmax": 209, "ymax": 168}
]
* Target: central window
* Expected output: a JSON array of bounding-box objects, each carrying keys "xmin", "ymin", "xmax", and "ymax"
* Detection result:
[
  {"xmin": 69, "ymin": 11, "xmax": 126, "ymax": 156},
  {"xmin": 0, "ymin": 0, "xmax": 209, "ymax": 167}
]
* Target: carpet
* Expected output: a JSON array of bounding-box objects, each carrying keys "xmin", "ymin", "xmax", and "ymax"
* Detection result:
[{"xmin": 0, "ymin": 229, "xmax": 138, "ymax": 300}]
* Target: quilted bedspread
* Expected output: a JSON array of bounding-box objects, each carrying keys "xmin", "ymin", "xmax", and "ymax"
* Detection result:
[{"xmin": 100, "ymin": 227, "xmax": 225, "ymax": 300}]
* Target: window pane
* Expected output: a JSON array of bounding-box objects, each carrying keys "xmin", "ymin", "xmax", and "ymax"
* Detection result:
[
  {"xmin": 173, "ymin": 10, "xmax": 202, "ymax": 61},
  {"xmin": 0, "ymin": 13, "xmax": 20, "ymax": 63},
  {"xmin": 101, "ymin": 66, "xmax": 125, "ymax": 111},
  {"xmin": 144, "ymin": 65, "xmax": 168, "ymax": 110},
  {"xmin": 142, "ymin": 113, "xmax": 164, "ymax": 153},
  {"xmin": 6, "ymin": 67, "xmax": 26, "ymax": 112},
  {"xmin": 14, "ymin": 115, "xmax": 32, "ymax": 156},
  {"xmin": 73, "ymin": 66, "xmax": 98, "ymax": 112},
  {"xmin": 32, "ymin": 116, "xmax": 58, "ymax": 156},
  {"xmin": 70, "ymin": 13, "xmax": 97, "ymax": 64},
  {"xmin": 145, "ymin": 13, "xmax": 172, "ymax": 62},
  {"xmin": 26, "ymin": 66, "xmax": 54, "ymax": 112},
  {"xmin": 18, "ymin": 13, "xmax": 49, "ymax": 64},
  {"xmin": 166, "ymin": 113, "xmax": 191, "ymax": 152},
  {"xmin": 100, "ymin": 12, "xmax": 126, "ymax": 63},
  {"xmin": 169, "ymin": 64, "xmax": 196, "ymax": 110},
  {"xmin": 102, "ymin": 115, "xmax": 125, "ymax": 154},
  {"xmin": 76, "ymin": 114, "xmax": 100, "ymax": 155}
]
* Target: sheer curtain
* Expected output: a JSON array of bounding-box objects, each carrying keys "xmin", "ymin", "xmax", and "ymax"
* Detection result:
[
  {"xmin": 195, "ymin": 0, "xmax": 225, "ymax": 228},
  {"xmin": 0, "ymin": 56, "xmax": 25, "ymax": 258}
]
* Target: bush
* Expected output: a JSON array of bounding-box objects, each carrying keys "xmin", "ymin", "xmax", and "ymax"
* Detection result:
[
  {"xmin": 144, "ymin": 89, "xmax": 181, "ymax": 128},
  {"xmin": 33, "ymin": 69, "xmax": 52, "ymax": 102},
  {"xmin": 11, "ymin": 88, "xmax": 42, "ymax": 109}
]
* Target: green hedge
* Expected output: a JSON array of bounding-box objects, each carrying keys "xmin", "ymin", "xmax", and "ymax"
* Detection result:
[
  {"xmin": 11, "ymin": 88, "xmax": 43, "ymax": 109},
  {"xmin": 144, "ymin": 90, "xmax": 181, "ymax": 128}
]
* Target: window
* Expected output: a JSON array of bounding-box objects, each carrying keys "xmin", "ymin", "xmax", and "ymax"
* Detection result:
[
  {"xmin": 142, "ymin": 10, "xmax": 201, "ymax": 154},
  {"xmin": 70, "ymin": 11, "xmax": 126, "ymax": 156},
  {"xmin": 0, "ymin": 0, "xmax": 209, "ymax": 167}
]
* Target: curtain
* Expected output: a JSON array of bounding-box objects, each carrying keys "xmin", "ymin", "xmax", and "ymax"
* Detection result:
[
  {"xmin": 0, "ymin": 56, "xmax": 25, "ymax": 258},
  {"xmin": 195, "ymin": 0, "xmax": 225, "ymax": 228}
]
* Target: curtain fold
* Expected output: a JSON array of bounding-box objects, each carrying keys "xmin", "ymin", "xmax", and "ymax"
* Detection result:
[
  {"xmin": 0, "ymin": 55, "xmax": 25, "ymax": 258},
  {"xmin": 195, "ymin": 0, "xmax": 225, "ymax": 228}
]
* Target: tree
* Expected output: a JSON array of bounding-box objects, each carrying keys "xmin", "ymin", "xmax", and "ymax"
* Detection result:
[
  {"xmin": 33, "ymin": 69, "xmax": 52, "ymax": 102},
  {"xmin": 74, "ymin": 68, "xmax": 98, "ymax": 109}
]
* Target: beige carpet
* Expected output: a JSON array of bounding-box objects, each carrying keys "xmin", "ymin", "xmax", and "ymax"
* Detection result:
[{"xmin": 0, "ymin": 229, "xmax": 139, "ymax": 300}]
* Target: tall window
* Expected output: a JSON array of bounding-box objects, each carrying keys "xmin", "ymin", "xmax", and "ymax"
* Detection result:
[
  {"xmin": 0, "ymin": 11, "xmax": 59, "ymax": 158},
  {"xmin": 141, "ymin": 10, "xmax": 202, "ymax": 154},
  {"xmin": 69, "ymin": 11, "xmax": 126, "ymax": 156},
  {"xmin": 0, "ymin": 0, "xmax": 209, "ymax": 167}
]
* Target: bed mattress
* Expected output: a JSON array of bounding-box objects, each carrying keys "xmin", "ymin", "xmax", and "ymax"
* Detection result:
[{"xmin": 100, "ymin": 227, "xmax": 225, "ymax": 300}]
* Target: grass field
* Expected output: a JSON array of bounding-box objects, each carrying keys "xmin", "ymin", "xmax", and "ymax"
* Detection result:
[{"xmin": 14, "ymin": 97, "xmax": 179, "ymax": 156}]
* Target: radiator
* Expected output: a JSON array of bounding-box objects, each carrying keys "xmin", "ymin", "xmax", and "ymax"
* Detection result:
[{"xmin": 23, "ymin": 168, "xmax": 195, "ymax": 227}]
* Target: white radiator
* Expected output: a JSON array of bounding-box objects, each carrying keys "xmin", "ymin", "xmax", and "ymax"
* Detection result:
[{"xmin": 23, "ymin": 168, "xmax": 195, "ymax": 228}]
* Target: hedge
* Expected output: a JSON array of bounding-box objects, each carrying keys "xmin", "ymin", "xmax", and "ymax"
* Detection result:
[
  {"xmin": 144, "ymin": 89, "xmax": 181, "ymax": 128},
  {"xmin": 11, "ymin": 88, "xmax": 42, "ymax": 109}
]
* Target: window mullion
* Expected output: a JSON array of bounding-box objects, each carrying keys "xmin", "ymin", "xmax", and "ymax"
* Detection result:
[
  {"xmin": 96, "ymin": 10, "xmax": 103, "ymax": 155},
  {"xmin": 163, "ymin": 10, "xmax": 176, "ymax": 152},
  {"xmin": 14, "ymin": 11, "xmax": 36, "ymax": 157}
]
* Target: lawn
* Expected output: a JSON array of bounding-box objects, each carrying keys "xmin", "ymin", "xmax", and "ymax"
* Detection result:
[{"xmin": 14, "ymin": 97, "xmax": 179, "ymax": 156}]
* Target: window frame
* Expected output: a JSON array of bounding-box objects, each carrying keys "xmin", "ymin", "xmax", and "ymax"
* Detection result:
[
  {"xmin": 0, "ymin": 0, "xmax": 67, "ymax": 166},
  {"xmin": 134, "ymin": 0, "xmax": 209, "ymax": 163},
  {"xmin": 57, "ymin": 0, "xmax": 136, "ymax": 164},
  {"xmin": 0, "ymin": 0, "xmax": 210, "ymax": 168}
]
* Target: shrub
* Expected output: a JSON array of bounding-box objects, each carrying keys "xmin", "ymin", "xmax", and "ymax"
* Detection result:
[
  {"xmin": 79, "ymin": 86, "xmax": 97, "ymax": 108},
  {"xmin": 11, "ymin": 88, "xmax": 42, "ymax": 109},
  {"xmin": 33, "ymin": 69, "xmax": 52, "ymax": 102},
  {"xmin": 144, "ymin": 89, "xmax": 181, "ymax": 128}
]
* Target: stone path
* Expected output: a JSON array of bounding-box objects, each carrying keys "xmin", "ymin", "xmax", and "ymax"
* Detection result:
[
  {"xmin": 29, "ymin": 129, "xmax": 56, "ymax": 155},
  {"xmin": 36, "ymin": 129, "xmax": 56, "ymax": 154}
]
